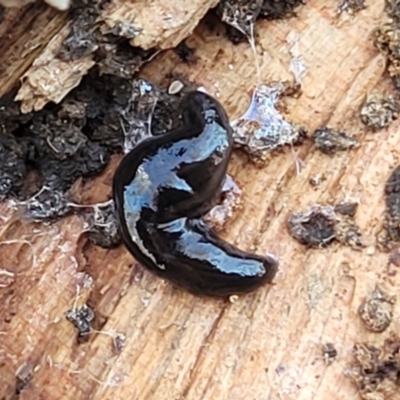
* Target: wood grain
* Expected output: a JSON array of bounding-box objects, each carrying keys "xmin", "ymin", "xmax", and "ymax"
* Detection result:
[{"xmin": 1, "ymin": 1, "xmax": 400, "ymax": 400}]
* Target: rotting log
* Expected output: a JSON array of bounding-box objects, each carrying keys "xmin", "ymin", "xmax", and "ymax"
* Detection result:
[
  {"xmin": 1, "ymin": 0, "xmax": 219, "ymax": 112},
  {"xmin": 1, "ymin": 1, "xmax": 400, "ymax": 400}
]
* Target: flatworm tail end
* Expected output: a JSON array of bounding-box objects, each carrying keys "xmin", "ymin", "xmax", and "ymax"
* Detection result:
[{"xmin": 137, "ymin": 217, "xmax": 278, "ymax": 297}]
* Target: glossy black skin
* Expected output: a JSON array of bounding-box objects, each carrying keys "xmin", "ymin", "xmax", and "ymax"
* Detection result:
[{"xmin": 113, "ymin": 91, "xmax": 278, "ymax": 296}]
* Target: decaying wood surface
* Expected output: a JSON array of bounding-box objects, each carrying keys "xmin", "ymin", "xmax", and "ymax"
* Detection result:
[
  {"xmin": 0, "ymin": 3, "xmax": 68, "ymax": 97},
  {"xmin": 103, "ymin": 0, "xmax": 219, "ymax": 50},
  {"xmin": 1, "ymin": 1, "xmax": 400, "ymax": 400},
  {"xmin": 0, "ymin": 0, "xmax": 218, "ymax": 112}
]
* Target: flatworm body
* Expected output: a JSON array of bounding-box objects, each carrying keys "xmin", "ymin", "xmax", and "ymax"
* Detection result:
[{"xmin": 113, "ymin": 91, "xmax": 277, "ymax": 296}]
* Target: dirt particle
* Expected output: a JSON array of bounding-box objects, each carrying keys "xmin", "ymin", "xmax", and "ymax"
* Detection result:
[
  {"xmin": 361, "ymin": 94, "xmax": 399, "ymax": 131},
  {"xmin": 175, "ymin": 41, "xmax": 196, "ymax": 64},
  {"xmin": 345, "ymin": 335, "xmax": 400, "ymax": 400},
  {"xmin": 288, "ymin": 203, "xmax": 362, "ymax": 249},
  {"xmin": 0, "ymin": 138, "xmax": 27, "ymax": 200},
  {"xmin": 288, "ymin": 205, "xmax": 336, "ymax": 247},
  {"xmin": 113, "ymin": 333, "xmax": 126, "ymax": 353},
  {"xmin": 102, "ymin": 21, "xmax": 142, "ymax": 40},
  {"xmin": 386, "ymin": 0, "xmax": 400, "ymax": 21},
  {"xmin": 374, "ymin": 7, "xmax": 400, "ymax": 92},
  {"xmin": 358, "ymin": 285, "xmax": 396, "ymax": 333},
  {"xmin": 322, "ymin": 343, "xmax": 338, "ymax": 364},
  {"xmin": 15, "ymin": 361, "xmax": 34, "ymax": 395},
  {"xmin": 20, "ymin": 187, "xmax": 73, "ymax": 221},
  {"xmin": 66, "ymin": 303, "xmax": 95, "ymax": 343},
  {"xmin": 216, "ymin": 0, "xmax": 305, "ymax": 44},
  {"xmin": 217, "ymin": 0, "xmax": 262, "ymax": 41},
  {"xmin": 334, "ymin": 216, "xmax": 363, "ymax": 250},
  {"xmin": 389, "ymin": 247, "xmax": 400, "ymax": 266},
  {"xmin": 335, "ymin": 202, "xmax": 358, "ymax": 217},
  {"xmin": 313, "ymin": 128, "xmax": 359, "ymax": 154},
  {"xmin": 260, "ymin": 0, "xmax": 305, "ymax": 20},
  {"xmin": 379, "ymin": 165, "xmax": 400, "ymax": 249},
  {"xmin": 85, "ymin": 201, "xmax": 121, "ymax": 249},
  {"xmin": 309, "ymin": 173, "xmax": 326, "ymax": 188},
  {"xmin": 338, "ymin": 0, "xmax": 366, "ymax": 14}
]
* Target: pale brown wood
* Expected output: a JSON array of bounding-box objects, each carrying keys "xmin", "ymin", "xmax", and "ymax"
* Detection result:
[
  {"xmin": 1, "ymin": 1, "xmax": 400, "ymax": 400},
  {"xmin": 0, "ymin": 3, "xmax": 68, "ymax": 97},
  {"xmin": 103, "ymin": 0, "xmax": 219, "ymax": 50},
  {"xmin": 15, "ymin": 25, "xmax": 95, "ymax": 113}
]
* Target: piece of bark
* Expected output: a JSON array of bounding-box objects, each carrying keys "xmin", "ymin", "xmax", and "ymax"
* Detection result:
[
  {"xmin": 1, "ymin": 1, "xmax": 400, "ymax": 400},
  {"xmin": 15, "ymin": 25, "xmax": 95, "ymax": 113},
  {"xmin": 0, "ymin": 3, "xmax": 68, "ymax": 98},
  {"xmin": 103, "ymin": 0, "xmax": 220, "ymax": 50}
]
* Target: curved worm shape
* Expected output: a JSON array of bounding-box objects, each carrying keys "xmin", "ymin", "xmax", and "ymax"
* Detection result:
[{"xmin": 113, "ymin": 91, "xmax": 278, "ymax": 296}]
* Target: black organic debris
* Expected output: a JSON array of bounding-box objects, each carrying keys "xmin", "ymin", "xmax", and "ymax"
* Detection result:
[
  {"xmin": 361, "ymin": 95, "xmax": 399, "ymax": 131},
  {"xmin": 346, "ymin": 335, "xmax": 400, "ymax": 400},
  {"xmin": 66, "ymin": 303, "xmax": 95, "ymax": 343},
  {"xmin": 379, "ymin": 165, "xmax": 400, "ymax": 248},
  {"xmin": 288, "ymin": 203, "xmax": 363, "ymax": 249},
  {"xmin": 215, "ymin": 0, "xmax": 306, "ymax": 43},
  {"xmin": 374, "ymin": 1, "xmax": 400, "ymax": 92},
  {"xmin": 0, "ymin": 72, "xmax": 182, "ymax": 201},
  {"xmin": 260, "ymin": 0, "xmax": 305, "ymax": 20},
  {"xmin": 86, "ymin": 201, "xmax": 121, "ymax": 248},
  {"xmin": 358, "ymin": 285, "xmax": 396, "ymax": 333},
  {"xmin": 312, "ymin": 128, "xmax": 359, "ymax": 154}
]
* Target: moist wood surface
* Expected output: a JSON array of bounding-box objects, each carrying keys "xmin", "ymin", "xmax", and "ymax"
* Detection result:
[{"xmin": 1, "ymin": 1, "xmax": 400, "ymax": 400}]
